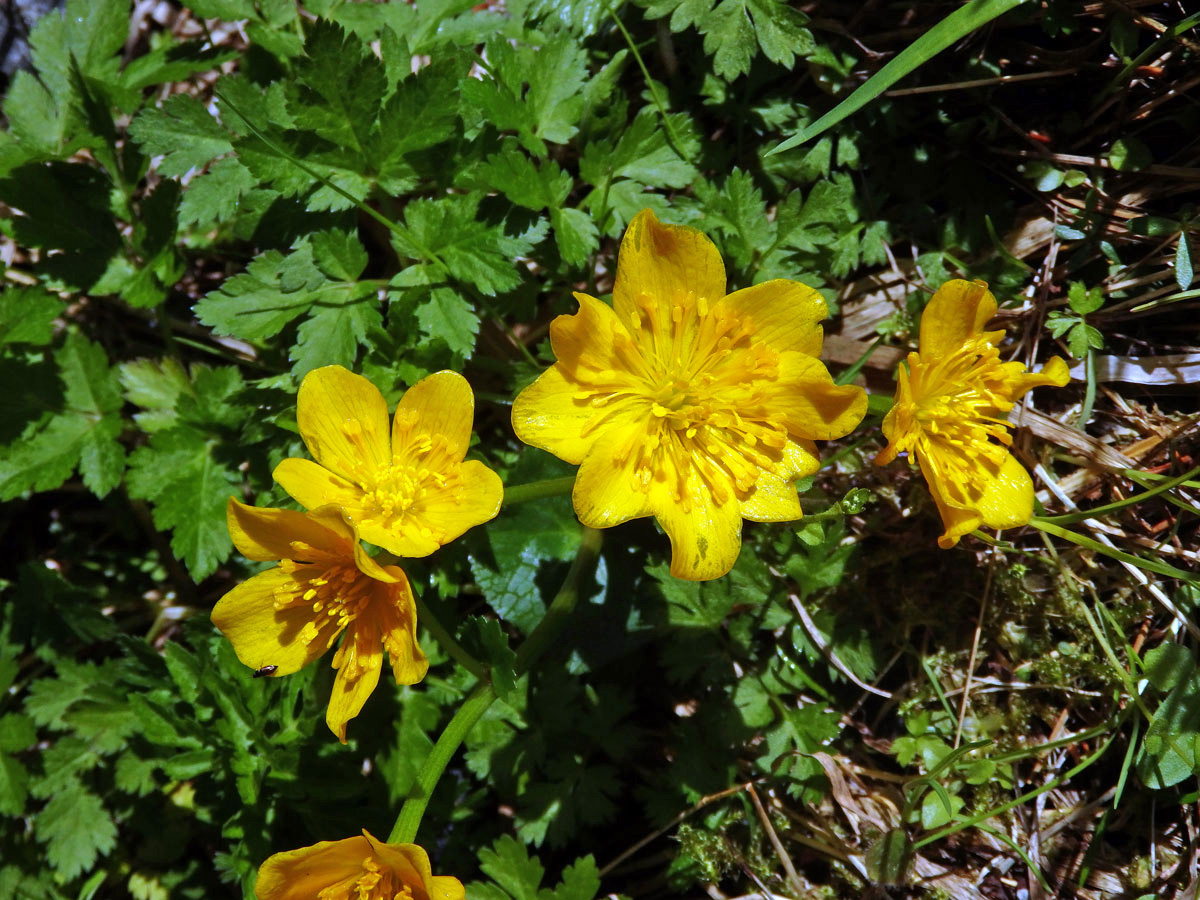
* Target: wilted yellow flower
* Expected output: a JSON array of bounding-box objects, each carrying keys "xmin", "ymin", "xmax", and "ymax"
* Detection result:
[
  {"xmin": 512, "ymin": 208, "xmax": 866, "ymax": 581},
  {"xmin": 212, "ymin": 499, "xmax": 428, "ymax": 742},
  {"xmin": 255, "ymin": 830, "xmax": 463, "ymax": 900},
  {"xmin": 874, "ymin": 279, "xmax": 1069, "ymax": 548},
  {"xmin": 274, "ymin": 366, "xmax": 503, "ymax": 559}
]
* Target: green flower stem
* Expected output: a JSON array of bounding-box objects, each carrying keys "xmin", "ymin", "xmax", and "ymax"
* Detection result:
[
  {"xmin": 388, "ymin": 526, "xmax": 603, "ymax": 843},
  {"xmin": 502, "ymin": 476, "xmax": 577, "ymax": 507},
  {"xmin": 415, "ymin": 595, "xmax": 489, "ymax": 682},
  {"xmin": 1037, "ymin": 461, "xmax": 1200, "ymax": 525}
]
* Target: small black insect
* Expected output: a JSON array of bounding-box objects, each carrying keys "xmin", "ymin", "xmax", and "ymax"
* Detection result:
[{"xmin": 252, "ymin": 665, "xmax": 278, "ymax": 678}]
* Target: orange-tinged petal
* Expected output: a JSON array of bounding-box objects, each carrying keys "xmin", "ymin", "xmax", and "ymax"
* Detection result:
[
  {"xmin": 211, "ymin": 568, "xmax": 339, "ymax": 676},
  {"xmin": 771, "ymin": 353, "xmax": 867, "ymax": 441},
  {"xmin": 917, "ymin": 454, "xmax": 984, "ymax": 549},
  {"xmin": 722, "ymin": 279, "xmax": 827, "ymax": 357},
  {"xmin": 397, "ymin": 371, "xmax": 474, "ymax": 460},
  {"xmin": 297, "ymin": 365, "xmax": 391, "ymax": 482},
  {"xmin": 255, "ymin": 834, "xmax": 370, "ymax": 900},
  {"xmin": 273, "ymin": 457, "xmax": 367, "ymax": 515},
  {"xmin": 652, "ymin": 469, "xmax": 743, "ymax": 581},
  {"xmin": 226, "ymin": 498, "xmax": 353, "ymax": 562},
  {"xmin": 919, "ymin": 279, "xmax": 998, "ymax": 357},
  {"xmin": 612, "ymin": 209, "xmax": 726, "ymax": 330},
  {"xmin": 572, "ymin": 424, "xmax": 655, "ymax": 528},
  {"xmin": 326, "ymin": 615, "xmax": 385, "ymax": 742}
]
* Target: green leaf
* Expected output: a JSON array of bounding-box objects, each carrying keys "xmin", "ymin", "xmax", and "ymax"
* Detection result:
[
  {"xmin": 1143, "ymin": 643, "xmax": 1196, "ymax": 692},
  {"xmin": 1067, "ymin": 281, "xmax": 1104, "ymax": 315},
  {"xmin": 542, "ymin": 857, "xmax": 600, "ymax": 900},
  {"xmin": 416, "ymin": 287, "xmax": 480, "ymax": 359},
  {"xmin": 478, "ymin": 835, "xmax": 545, "ymax": 900},
  {"xmin": 290, "ymin": 287, "xmax": 382, "ymax": 376},
  {"xmin": 1176, "ymin": 232, "xmax": 1194, "ymax": 291},
  {"xmin": 288, "ymin": 21, "xmax": 385, "ymax": 155},
  {"xmin": 468, "ymin": 618, "xmax": 519, "ymax": 705},
  {"xmin": 770, "ymin": 0, "xmax": 1030, "ymax": 153},
  {"xmin": 178, "ymin": 157, "xmax": 258, "ymax": 227},
  {"xmin": 1109, "ymin": 136, "xmax": 1152, "ymax": 172},
  {"xmin": 195, "ymin": 243, "xmax": 327, "ymax": 340},
  {"xmin": 35, "ymin": 785, "xmax": 118, "ymax": 880},
  {"xmin": 119, "ymin": 358, "xmax": 190, "ymax": 433},
  {"xmin": 0, "ymin": 753, "xmax": 29, "ymax": 816},
  {"xmin": 129, "ymin": 93, "xmax": 234, "ymax": 177},
  {"xmin": 550, "ymin": 208, "xmax": 599, "ymax": 267},
  {"xmin": 0, "ymin": 287, "xmax": 65, "ymax": 347}
]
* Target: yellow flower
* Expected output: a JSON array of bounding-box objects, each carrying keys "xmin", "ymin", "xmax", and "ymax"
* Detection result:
[
  {"xmin": 254, "ymin": 830, "xmax": 463, "ymax": 900},
  {"xmin": 512, "ymin": 208, "xmax": 866, "ymax": 581},
  {"xmin": 874, "ymin": 279, "xmax": 1070, "ymax": 548},
  {"xmin": 212, "ymin": 499, "xmax": 428, "ymax": 742},
  {"xmin": 274, "ymin": 366, "xmax": 503, "ymax": 559}
]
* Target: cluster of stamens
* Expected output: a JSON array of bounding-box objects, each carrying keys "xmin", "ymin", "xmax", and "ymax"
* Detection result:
[
  {"xmin": 574, "ymin": 290, "xmax": 791, "ymax": 506},
  {"xmin": 272, "ymin": 541, "xmax": 376, "ymax": 651},
  {"xmin": 316, "ymin": 856, "xmax": 415, "ymax": 900}
]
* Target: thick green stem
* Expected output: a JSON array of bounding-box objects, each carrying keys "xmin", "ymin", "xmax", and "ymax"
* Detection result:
[
  {"xmin": 502, "ymin": 476, "xmax": 576, "ymax": 507},
  {"xmin": 387, "ymin": 527, "xmax": 603, "ymax": 843}
]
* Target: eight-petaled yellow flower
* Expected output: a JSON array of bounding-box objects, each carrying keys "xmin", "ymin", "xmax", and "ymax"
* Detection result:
[
  {"xmin": 254, "ymin": 831, "xmax": 463, "ymax": 900},
  {"xmin": 273, "ymin": 366, "xmax": 503, "ymax": 558},
  {"xmin": 212, "ymin": 499, "xmax": 428, "ymax": 742},
  {"xmin": 874, "ymin": 279, "xmax": 1069, "ymax": 548},
  {"xmin": 512, "ymin": 208, "xmax": 866, "ymax": 581}
]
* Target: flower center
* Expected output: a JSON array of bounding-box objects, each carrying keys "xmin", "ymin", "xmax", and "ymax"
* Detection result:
[
  {"xmin": 317, "ymin": 856, "xmax": 415, "ymax": 900},
  {"xmin": 356, "ymin": 410, "xmax": 463, "ymax": 539},
  {"xmin": 273, "ymin": 549, "xmax": 375, "ymax": 650},
  {"xmin": 575, "ymin": 290, "xmax": 792, "ymax": 506}
]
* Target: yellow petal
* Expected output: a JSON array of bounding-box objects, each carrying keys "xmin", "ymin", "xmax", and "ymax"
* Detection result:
[
  {"xmin": 355, "ymin": 518, "xmax": 440, "ymax": 559},
  {"xmin": 511, "ymin": 365, "xmax": 596, "ymax": 464},
  {"xmin": 722, "ymin": 279, "xmax": 827, "ymax": 357},
  {"xmin": 297, "ymin": 365, "xmax": 391, "ymax": 482},
  {"xmin": 612, "ymin": 209, "xmax": 726, "ymax": 330},
  {"xmin": 226, "ymin": 498, "xmax": 353, "ymax": 562},
  {"xmin": 405, "ymin": 460, "xmax": 504, "ymax": 554},
  {"xmin": 919, "ymin": 280, "xmax": 998, "ymax": 358},
  {"xmin": 770, "ymin": 353, "xmax": 867, "ymax": 441},
  {"xmin": 210, "ymin": 568, "xmax": 338, "ymax": 676},
  {"xmin": 739, "ymin": 441, "xmax": 820, "ymax": 522},
  {"xmin": 255, "ymin": 834, "xmax": 370, "ymax": 900},
  {"xmin": 918, "ymin": 454, "xmax": 984, "ymax": 550},
  {"xmin": 397, "ymin": 371, "xmax": 474, "ymax": 460},
  {"xmin": 652, "ymin": 468, "xmax": 743, "ymax": 581},
  {"xmin": 326, "ymin": 615, "xmax": 385, "ymax": 743},
  {"xmin": 975, "ymin": 452, "xmax": 1034, "ymax": 531},
  {"xmin": 571, "ymin": 424, "xmax": 654, "ymax": 528},
  {"xmin": 273, "ymin": 457, "xmax": 367, "ymax": 515},
  {"xmin": 374, "ymin": 564, "xmax": 429, "ymax": 685}
]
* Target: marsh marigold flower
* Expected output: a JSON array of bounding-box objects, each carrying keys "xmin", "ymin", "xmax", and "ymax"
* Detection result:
[
  {"xmin": 255, "ymin": 831, "xmax": 463, "ymax": 900},
  {"xmin": 512, "ymin": 208, "xmax": 866, "ymax": 580},
  {"xmin": 273, "ymin": 366, "xmax": 503, "ymax": 558},
  {"xmin": 874, "ymin": 279, "xmax": 1070, "ymax": 548},
  {"xmin": 212, "ymin": 499, "xmax": 428, "ymax": 742}
]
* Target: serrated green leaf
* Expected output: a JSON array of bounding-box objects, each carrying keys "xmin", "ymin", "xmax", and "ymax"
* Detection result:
[
  {"xmin": 129, "ymin": 93, "xmax": 233, "ymax": 177},
  {"xmin": 35, "ymin": 786, "xmax": 118, "ymax": 880},
  {"xmin": 290, "ymin": 287, "xmax": 382, "ymax": 376},
  {"xmin": 0, "ymin": 714, "xmax": 36, "ymax": 753},
  {"xmin": 0, "ymin": 754, "xmax": 29, "ymax": 816},
  {"xmin": 195, "ymin": 244, "xmax": 326, "ymax": 340},
  {"xmin": 416, "ymin": 287, "xmax": 480, "ymax": 358},
  {"xmin": 126, "ymin": 426, "xmax": 241, "ymax": 580},
  {"xmin": 179, "ymin": 157, "xmax": 258, "ymax": 227},
  {"xmin": 310, "ymin": 229, "xmax": 369, "ymax": 282},
  {"xmin": 550, "ymin": 208, "xmax": 599, "ymax": 267},
  {"xmin": 29, "ymin": 737, "xmax": 101, "ymax": 799},
  {"xmin": 119, "ymin": 358, "xmax": 190, "ymax": 433},
  {"xmin": 289, "ymin": 21, "xmax": 385, "ymax": 155},
  {"xmin": 479, "ymin": 835, "xmax": 545, "ymax": 900},
  {"xmin": 543, "ymin": 857, "xmax": 600, "ymax": 900},
  {"xmin": 0, "ymin": 287, "xmax": 65, "ymax": 347}
]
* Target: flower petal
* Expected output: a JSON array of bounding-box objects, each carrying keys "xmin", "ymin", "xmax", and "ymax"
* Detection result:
[
  {"xmin": 326, "ymin": 614, "xmax": 385, "ymax": 743},
  {"xmin": 571, "ymin": 422, "xmax": 654, "ymax": 528},
  {"xmin": 297, "ymin": 365, "xmax": 391, "ymax": 482},
  {"xmin": 406, "ymin": 460, "xmax": 504, "ymax": 552},
  {"xmin": 770, "ymin": 352, "xmax": 867, "ymax": 441},
  {"xmin": 612, "ymin": 209, "xmax": 726, "ymax": 330},
  {"xmin": 355, "ymin": 518, "xmax": 440, "ymax": 559},
  {"xmin": 273, "ymin": 457, "xmax": 367, "ymax": 515},
  {"xmin": 255, "ymin": 835, "xmax": 370, "ymax": 900},
  {"xmin": 652, "ymin": 469, "xmax": 743, "ymax": 581},
  {"xmin": 511, "ymin": 365, "xmax": 596, "ymax": 464},
  {"xmin": 739, "ymin": 441, "xmax": 820, "ymax": 522},
  {"xmin": 211, "ymin": 568, "xmax": 339, "ymax": 676},
  {"xmin": 375, "ymin": 566, "xmax": 429, "ymax": 685},
  {"xmin": 226, "ymin": 498, "xmax": 357, "ymax": 563},
  {"xmin": 975, "ymin": 452, "xmax": 1034, "ymax": 531},
  {"xmin": 397, "ymin": 371, "xmax": 474, "ymax": 460},
  {"xmin": 919, "ymin": 280, "xmax": 998, "ymax": 358},
  {"xmin": 918, "ymin": 454, "xmax": 984, "ymax": 550},
  {"xmin": 722, "ymin": 279, "xmax": 827, "ymax": 357}
]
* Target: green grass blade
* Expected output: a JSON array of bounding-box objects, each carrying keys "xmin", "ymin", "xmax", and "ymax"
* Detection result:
[{"xmin": 768, "ymin": 0, "xmax": 1030, "ymax": 155}]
